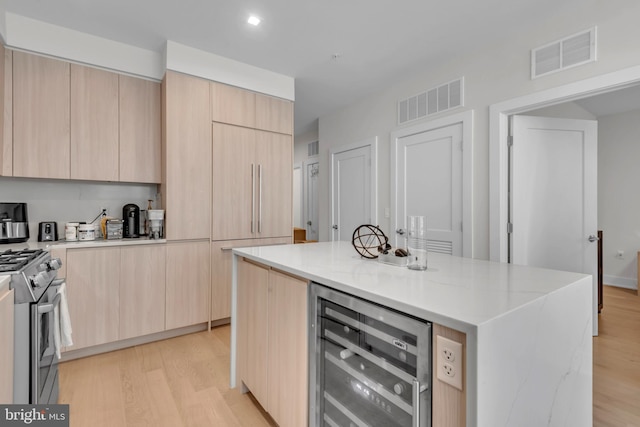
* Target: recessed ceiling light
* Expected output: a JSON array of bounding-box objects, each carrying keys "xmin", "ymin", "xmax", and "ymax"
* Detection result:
[{"xmin": 248, "ymin": 16, "xmax": 261, "ymax": 26}]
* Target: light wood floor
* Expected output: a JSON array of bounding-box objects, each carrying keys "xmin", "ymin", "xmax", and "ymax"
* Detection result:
[
  {"xmin": 59, "ymin": 326, "xmax": 277, "ymax": 427},
  {"xmin": 593, "ymin": 285, "xmax": 640, "ymax": 427},
  {"xmin": 60, "ymin": 285, "xmax": 640, "ymax": 426}
]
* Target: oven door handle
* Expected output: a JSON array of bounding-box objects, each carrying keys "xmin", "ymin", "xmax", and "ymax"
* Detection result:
[{"xmin": 38, "ymin": 293, "xmax": 61, "ymax": 314}]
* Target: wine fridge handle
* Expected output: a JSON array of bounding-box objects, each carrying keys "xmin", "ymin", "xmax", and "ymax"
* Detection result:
[{"xmin": 412, "ymin": 378, "xmax": 428, "ymax": 427}]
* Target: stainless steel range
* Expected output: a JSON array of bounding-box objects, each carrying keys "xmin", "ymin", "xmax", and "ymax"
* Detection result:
[{"xmin": 0, "ymin": 249, "xmax": 64, "ymax": 404}]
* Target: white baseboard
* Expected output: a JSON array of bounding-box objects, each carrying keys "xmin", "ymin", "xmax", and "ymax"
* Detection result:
[{"xmin": 603, "ymin": 274, "xmax": 637, "ymax": 290}]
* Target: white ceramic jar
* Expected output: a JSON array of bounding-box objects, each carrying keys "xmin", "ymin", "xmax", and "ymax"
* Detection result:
[{"xmin": 65, "ymin": 222, "xmax": 79, "ymax": 241}]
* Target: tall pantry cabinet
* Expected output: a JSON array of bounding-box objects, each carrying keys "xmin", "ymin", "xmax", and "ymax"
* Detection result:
[
  {"xmin": 162, "ymin": 73, "xmax": 293, "ymax": 324},
  {"xmin": 210, "ymin": 82, "xmax": 293, "ymax": 322}
]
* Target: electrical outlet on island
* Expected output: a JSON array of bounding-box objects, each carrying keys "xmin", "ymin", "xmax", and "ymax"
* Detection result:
[{"xmin": 436, "ymin": 335, "xmax": 463, "ymax": 390}]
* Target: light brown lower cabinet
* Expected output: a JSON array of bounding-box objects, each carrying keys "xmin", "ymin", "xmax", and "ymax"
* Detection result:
[
  {"xmin": 165, "ymin": 241, "xmax": 210, "ymax": 330},
  {"xmin": 237, "ymin": 258, "xmax": 308, "ymax": 427},
  {"xmin": 66, "ymin": 247, "xmax": 121, "ymax": 350},
  {"xmin": 0, "ymin": 286, "xmax": 14, "ymax": 403},
  {"xmin": 119, "ymin": 245, "xmax": 166, "ymax": 340},
  {"xmin": 211, "ymin": 237, "xmax": 290, "ymax": 322}
]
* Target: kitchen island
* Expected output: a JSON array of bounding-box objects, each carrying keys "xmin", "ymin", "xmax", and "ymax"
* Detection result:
[{"xmin": 231, "ymin": 241, "xmax": 592, "ymax": 427}]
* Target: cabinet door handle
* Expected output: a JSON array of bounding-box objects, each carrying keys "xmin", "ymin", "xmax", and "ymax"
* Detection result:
[
  {"xmin": 251, "ymin": 164, "xmax": 255, "ymax": 234},
  {"xmin": 258, "ymin": 164, "xmax": 263, "ymax": 233}
]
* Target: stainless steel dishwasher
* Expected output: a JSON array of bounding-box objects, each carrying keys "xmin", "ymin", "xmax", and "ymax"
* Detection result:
[{"xmin": 309, "ymin": 283, "xmax": 432, "ymax": 427}]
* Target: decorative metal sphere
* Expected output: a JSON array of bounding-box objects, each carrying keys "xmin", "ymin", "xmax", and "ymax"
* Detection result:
[{"xmin": 351, "ymin": 224, "xmax": 389, "ymax": 259}]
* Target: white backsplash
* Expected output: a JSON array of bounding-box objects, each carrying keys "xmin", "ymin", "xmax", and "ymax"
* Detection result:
[{"xmin": 0, "ymin": 176, "xmax": 159, "ymax": 242}]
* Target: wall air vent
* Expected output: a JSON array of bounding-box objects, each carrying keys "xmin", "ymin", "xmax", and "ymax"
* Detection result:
[
  {"xmin": 308, "ymin": 140, "xmax": 319, "ymax": 157},
  {"xmin": 532, "ymin": 27, "xmax": 596, "ymax": 79},
  {"xmin": 397, "ymin": 77, "xmax": 464, "ymax": 125}
]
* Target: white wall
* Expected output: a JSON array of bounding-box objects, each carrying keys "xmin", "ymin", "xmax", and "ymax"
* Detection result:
[
  {"xmin": 526, "ymin": 102, "xmax": 597, "ymax": 120},
  {"xmin": 0, "ymin": 177, "xmax": 157, "ymax": 242},
  {"xmin": 598, "ymin": 108, "xmax": 640, "ymax": 289},
  {"xmin": 318, "ymin": 1, "xmax": 640, "ymax": 257}
]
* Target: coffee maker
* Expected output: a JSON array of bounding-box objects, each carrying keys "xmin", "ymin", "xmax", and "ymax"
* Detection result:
[
  {"xmin": 0, "ymin": 202, "xmax": 29, "ymax": 243},
  {"xmin": 122, "ymin": 204, "xmax": 140, "ymax": 238}
]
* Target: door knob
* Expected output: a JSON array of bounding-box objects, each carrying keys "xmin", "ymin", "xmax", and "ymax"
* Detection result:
[
  {"xmin": 332, "ymin": 225, "xmax": 338, "ymax": 230},
  {"xmin": 396, "ymin": 229, "xmax": 406, "ymax": 235},
  {"xmin": 588, "ymin": 235, "xmax": 600, "ymax": 242}
]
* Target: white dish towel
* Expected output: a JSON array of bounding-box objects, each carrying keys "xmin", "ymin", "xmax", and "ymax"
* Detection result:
[{"xmin": 53, "ymin": 281, "xmax": 73, "ymax": 359}]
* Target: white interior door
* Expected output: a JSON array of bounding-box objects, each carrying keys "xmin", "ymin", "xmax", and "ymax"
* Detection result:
[
  {"xmin": 510, "ymin": 115, "xmax": 598, "ymax": 334},
  {"xmin": 305, "ymin": 162, "xmax": 319, "ymax": 240},
  {"xmin": 393, "ymin": 123, "xmax": 462, "ymax": 255},
  {"xmin": 331, "ymin": 145, "xmax": 372, "ymax": 241}
]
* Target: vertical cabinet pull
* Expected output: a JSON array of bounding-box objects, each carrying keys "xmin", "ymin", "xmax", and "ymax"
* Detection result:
[
  {"xmin": 251, "ymin": 164, "xmax": 255, "ymax": 233},
  {"xmin": 258, "ymin": 164, "xmax": 263, "ymax": 233}
]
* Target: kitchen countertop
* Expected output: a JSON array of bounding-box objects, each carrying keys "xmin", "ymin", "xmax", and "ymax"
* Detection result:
[
  {"xmin": 0, "ymin": 238, "xmax": 167, "ymax": 252},
  {"xmin": 231, "ymin": 241, "xmax": 593, "ymax": 427},
  {"xmin": 234, "ymin": 241, "xmax": 589, "ymax": 332},
  {"xmin": 0, "ymin": 275, "xmax": 9, "ymax": 294}
]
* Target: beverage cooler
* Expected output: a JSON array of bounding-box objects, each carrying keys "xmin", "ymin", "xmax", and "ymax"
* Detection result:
[{"xmin": 309, "ymin": 283, "xmax": 432, "ymax": 427}]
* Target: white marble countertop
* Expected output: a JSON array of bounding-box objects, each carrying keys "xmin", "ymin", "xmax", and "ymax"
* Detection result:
[
  {"xmin": 0, "ymin": 238, "xmax": 167, "ymax": 252},
  {"xmin": 235, "ymin": 241, "xmax": 589, "ymax": 333},
  {"xmin": 0, "ymin": 275, "xmax": 9, "ymax": 294}
]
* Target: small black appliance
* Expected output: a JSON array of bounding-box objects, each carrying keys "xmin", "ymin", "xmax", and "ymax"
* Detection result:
[
  {"xmin": 38, "ymin": 221, "xmax": 58, "ymax": 242},
  {"xmin": 122, "ymin": 204, "xmax": 140, "ymax": 238},
  {"xmin": 0, "ymin": 202, "xmax": 29, "ymax": 244}
]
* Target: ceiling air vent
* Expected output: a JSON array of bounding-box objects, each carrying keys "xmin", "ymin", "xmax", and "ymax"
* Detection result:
[
  {"xmin": 308, "ymin": 140, "xmax": 319, "ymax": 157},
  {"xmin": 532, "ymin": 27, "xmax": 596, "ymax": 79},
  {"xmin": 398, "ymin": 77, "xmax": 464, "ymax": 125}
]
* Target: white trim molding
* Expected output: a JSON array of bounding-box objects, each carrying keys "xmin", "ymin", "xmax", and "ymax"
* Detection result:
[
  {"xmin": 390, "ymin": 110, "xmax": 474, "ymax": 258},
  {"xmin": 603, "ymin": 275, "xmax": 637, "ymax": 290}
]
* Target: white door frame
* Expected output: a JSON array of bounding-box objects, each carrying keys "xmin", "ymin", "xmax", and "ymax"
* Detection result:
[
  {"xmin": 390, "ymin": 110, "xmax": 474, "ymax": 258},
  {"xmin": 490, "ymin": 64, "xmax": 640, "ymax": 262},
  {"xmin": 329, "ymin": 137, "xmax": 378, "ymax": 240},
  {"xmin": 293, "ymin": 162, "xmax": 303, "ymax": 229}
]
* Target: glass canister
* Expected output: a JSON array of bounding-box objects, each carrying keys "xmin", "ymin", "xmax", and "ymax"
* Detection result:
[{"xmin": 407, "ymin": 215, "xmax": 428, "ymax": 270}]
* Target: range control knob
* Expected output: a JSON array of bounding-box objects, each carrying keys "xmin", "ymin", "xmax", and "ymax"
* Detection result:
[
  {"xmin": 31, "ymin": 271, "xmax": 50, "ymax": 288},
  {"xmin": 47, "ymin": 258, "xmax": 62, "ymax": 271}
]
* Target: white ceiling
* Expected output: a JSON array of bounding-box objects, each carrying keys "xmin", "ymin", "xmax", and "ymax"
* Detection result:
[{"xmin": 3, "ymin": 0, "xmax": 592, "ymax": 136}]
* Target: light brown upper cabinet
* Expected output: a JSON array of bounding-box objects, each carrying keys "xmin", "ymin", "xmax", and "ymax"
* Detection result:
[
  {"xmin": 210, "ymin": 81, "xmax": 256, "ymax": 128},
  {"xmin": 255, "ymin": 93, "xmax": 293, "ymax": 135},
  {"xmin": 13, "ymin": 51, "xmax": 70, "ymax": 179},
  {"xmin": 211, "ymin": 123, "xmax": 292, "ymax": 241},
  {"xmin": 70, "ymin": 64, "xmax": 119, "ymax": 181},
  {"xmin": 0, "ymin": 45, "xmax": 11, "ymax": 176},
  {"xmin": 119, "ymin": 75, "xmax": 161, "ymax": 183},
  {"xmin": 162, "ymin": 71, "xmax": 212, "ymax": 240}
]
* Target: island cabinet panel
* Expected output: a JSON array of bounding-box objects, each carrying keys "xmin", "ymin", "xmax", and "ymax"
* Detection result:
[
  {"xmin": 237, "ymin": 258, "xmax": 269, "ymax": 408},
  {"xmin": 13, "ymin": 51, "xmax": 70, "ymax": 179},
  {"xmin": 210, "ymin": 81, "xmax": 255, "ymax": 128},
  {"xmin": 267, "ymin": 269, "xmax": 308, "ymax": 427},
  {"xmin": 165, "ymin": 241, "xmax": 210, "ymax": 330},
  {"xmin": 70, "ymin": 64, "xmax": 119, "ymax": 181},
  {"xmin": 432, "ymin": 323, "xmax": 466, "ymax": 427},
  {"xmin": 65, "ymin": 247, "xmax": 121, "ymax": 350},
  {"xmin": 236, "ymin": 258, "xmax": 308, "ymax": 427},
  {"xmin": 0, "ymin": 45, "xmax": 11, "ymax": 176},
  {"xmin": 119, "ymin": 75, "xmax": 161, "ymax": 183},
  {"xmin": 162, "ymin": 71, "xmax": 211, "ymax": 240},
  {"xmin": 119, "ymin": 245, "xmax": 166, "ymax": 340},
  {"xmin": 255, "ymin": 93, "xmax": 293, "ymax": 135},
  {"xmin": 0, "ymin": 287, "xmax": 14, "ymax": 403},
  {"xmin": 210, "ymin": 237, "xmax": 290, "ymax": 322}
]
